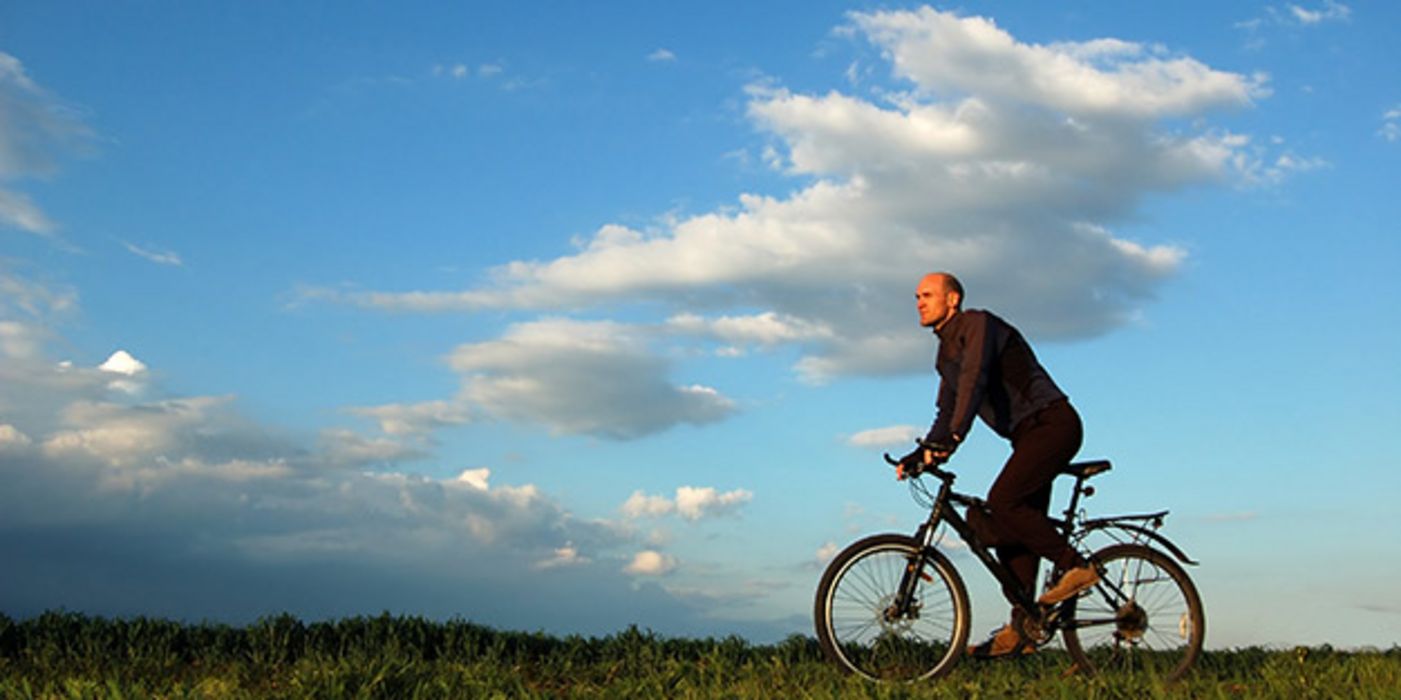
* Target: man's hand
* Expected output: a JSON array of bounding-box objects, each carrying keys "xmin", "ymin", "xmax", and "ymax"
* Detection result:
[
  {"xmin": 895, "ymin": 447, "xmax": 931, "ymax": 481},
  {"xmin": 895, "ymin": 440, "xmax": 957, "ymax": 480}
]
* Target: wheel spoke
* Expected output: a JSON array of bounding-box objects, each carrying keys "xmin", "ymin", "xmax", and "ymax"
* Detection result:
[{"xmin": 1061, "ymin": 544, "xmax": 1203, "ymax": 682}]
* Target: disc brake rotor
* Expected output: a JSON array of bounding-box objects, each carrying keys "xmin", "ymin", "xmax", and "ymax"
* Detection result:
[{"xmin": 878, "ymin": 594, "xmax": 919, "ymax": 633}]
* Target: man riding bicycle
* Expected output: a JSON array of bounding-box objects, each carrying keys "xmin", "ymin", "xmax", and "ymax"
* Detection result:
[{"xmin": 900, "ymin": 272, "xmax": 1101, "ymax": 659}]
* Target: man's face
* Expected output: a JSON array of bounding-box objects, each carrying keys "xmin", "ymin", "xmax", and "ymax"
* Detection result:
[{"xmin": 916, "ymin": 276, "xmax": 957, "ymax": 328}]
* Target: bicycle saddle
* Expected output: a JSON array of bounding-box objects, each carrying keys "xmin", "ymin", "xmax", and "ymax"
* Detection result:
[{"xmin": 1063, "ymin": 459, "xmax": 1112, "ymax": 478}]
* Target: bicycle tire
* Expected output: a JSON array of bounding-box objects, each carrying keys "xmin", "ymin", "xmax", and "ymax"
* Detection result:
[
  {"xmin": 1061, "ymin": 543, "xmax": 1204, "ymax": 681},
  {"xmin": 814, "ymin": 533, "xmax": 970, "ymax": 681}
]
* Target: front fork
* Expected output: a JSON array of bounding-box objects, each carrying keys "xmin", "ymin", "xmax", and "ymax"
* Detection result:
[{"xmin": 887, "ymin": 521, "xmax": 942, "ymax": 621}]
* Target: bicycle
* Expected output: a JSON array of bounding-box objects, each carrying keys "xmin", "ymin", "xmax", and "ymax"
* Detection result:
[{"xmin": 813, "ymin": 447, "xmax": 1205, "ymax": 682}]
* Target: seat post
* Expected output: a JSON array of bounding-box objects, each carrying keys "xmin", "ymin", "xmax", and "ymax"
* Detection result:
[{"xmin": 1059, "ymin": 474, "xmax": 1085, "ymax": 533}]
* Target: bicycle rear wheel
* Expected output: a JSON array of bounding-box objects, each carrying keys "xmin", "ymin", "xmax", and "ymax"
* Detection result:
[
  {"xmin": 814, "ymin": 534, "xmax": 969, "ymax": 681},
  {"xmin": 1061, "ymin": 543, "xmax": 1204, "ymax": 681}
]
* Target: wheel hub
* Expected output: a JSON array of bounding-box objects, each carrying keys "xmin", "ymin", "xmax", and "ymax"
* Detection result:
[
  {"xmin": 1114, "ymin": 601, "xmax": 1148, "ymax": 642},
  {"xmin": 878, "ymin": 594, "xmax": 920, "ymax": 633}
]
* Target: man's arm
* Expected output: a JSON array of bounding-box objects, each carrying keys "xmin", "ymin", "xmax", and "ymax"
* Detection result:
[{"xmin": 925, "ymin": 374, "xmax": 958, "ymax": 445}]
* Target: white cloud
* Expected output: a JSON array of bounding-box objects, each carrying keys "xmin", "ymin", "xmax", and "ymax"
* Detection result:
[
  {"xmin": 621, "ymin": 490, "xmax": 675, "ymax": 518},
  {"xmin": 0, "ymin": 51, "xmax": 91, "ymax": 238},
  {"xmin": 1288, "ymin": 1, "xmax": 1351, "ymax": 24},
  {"xmin": 0, "ymin": 268, "xmax": 77, "ymax": 320},
  {"xmin": 1235, "ymin": 149, "xmax": 1330, "ymax": 187},
  {"xmin": 666, "ymin": 312, "xmax": 835, "ymax": 348},
  {"xmin": 0, "ymin": 189, "xmax": 55, "ymax": 235},
  {"xmin": 314, "ymin": 8, "xmax": 1290, "ymax": 386},
  {"xmin": 674, "ymin": 486, "xmax": 752, "ymax": 521},
  {"xmin": 432, "ymin": 62, "xmax": 507, "ymax": 83},
  {"xmin": 648, "ymin": 48, "xmax": 677, "ymax": 63},
  {"xmin": 98, "ymin": 350, "xmax": 147, "ymax": 376},
  {"xmin": 849, "ymin": 9, "xmax": 1265, "ymax": 119},
  {"xmin": 97, "ymin": 349, "xmax": 149, "ymax": 394},
  {"xmin": 816, "ymin": 541, "xmax": 838, "ymax": 564},
  {"xmin": 1381, "ymin": 107, "xmax": 1401, "ymax": 143},
  {"xmin": 621, "ymin": 486, "xmax": 753, "ymax": 521},
  {"xmin": 448, "ymin": 318, "xmax": 736, "ymax": 439},
  {"xmin": 846, "ymin": 424, "xmax": 920, "ymax": 448},
  {"xmin": 624, "ymin": 550, "xmax": 677, "ymax": 576},
  {"xmin": 843, "ymin": 61, "xmax": 868, "ymax": 86},
  {"xmin": 454, "ymin": 467, "xmax": 491, "ymax": 490},
  {"xmin": 121, "ymin": 241, "xmax": 184, "ymax": 267},
  {"xmin": 1238, "ymin": 2, "xmax": 1350, "ymax": 47}
]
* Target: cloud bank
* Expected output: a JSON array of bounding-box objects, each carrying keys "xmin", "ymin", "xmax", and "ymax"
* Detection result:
[{"xmin": 0, "ymin": 268, "xmax": 775, "ymax": 637}]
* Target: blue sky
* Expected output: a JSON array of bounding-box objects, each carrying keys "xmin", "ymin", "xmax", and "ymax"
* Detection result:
[{"xmin": 1, "ymin": 1, "xmax": 1398, "ymax": 649}]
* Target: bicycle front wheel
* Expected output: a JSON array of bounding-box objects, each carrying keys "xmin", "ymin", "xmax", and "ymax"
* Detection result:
[
  {"xmin": 1061, "ymin": 543, "xmax": 1204, "ymax": 681},
  {"xmin": 814, "ymin": 534, "xmax": 969, "ymax": 682}
]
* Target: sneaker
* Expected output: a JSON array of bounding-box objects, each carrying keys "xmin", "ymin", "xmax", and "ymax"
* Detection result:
[
  {"xmin": 1038, "ymin": 564, "xmax": 1101, "ymax": 605},
  {"xmin": 967, "ymin": 624, "xmax": 1035, "ymax": 659}
]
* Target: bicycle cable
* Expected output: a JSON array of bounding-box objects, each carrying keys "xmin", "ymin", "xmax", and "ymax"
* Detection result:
[{"xmin": 908, "ymin": 475, "xmax": 936, "ymax": 509}]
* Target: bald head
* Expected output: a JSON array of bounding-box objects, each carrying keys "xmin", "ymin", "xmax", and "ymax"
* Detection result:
[
  {"xmin": 915, "ymin": 272, "xmax": 964, "ymax": 329},
  {"xmin": 921, "ymin": 273, "xmax": 963, "ymax": 301}
]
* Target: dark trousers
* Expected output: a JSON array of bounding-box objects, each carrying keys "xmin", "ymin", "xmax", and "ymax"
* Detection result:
[{"xmin": 987, "ymin": 399, "xmax": 1084, "ymax": 605}]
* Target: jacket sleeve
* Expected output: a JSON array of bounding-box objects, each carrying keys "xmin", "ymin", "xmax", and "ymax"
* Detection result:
[{"xmin": 925, "ymin": 373, "xmax": 957, "ymax": 445}]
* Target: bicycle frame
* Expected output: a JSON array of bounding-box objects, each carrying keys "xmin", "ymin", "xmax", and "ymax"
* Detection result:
[
  {"xmin": 888, "ymin": 460, "xmax": 1196, "ymax": 630},
  {"xmin": 816, "ymin": 455, "xmax": 1205, "ymax": 682}
]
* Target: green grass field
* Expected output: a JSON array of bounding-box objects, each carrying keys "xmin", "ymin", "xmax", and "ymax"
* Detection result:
[{"xmin": 2, "ymin": 612, "xmax": 1398, "ymax": 699}]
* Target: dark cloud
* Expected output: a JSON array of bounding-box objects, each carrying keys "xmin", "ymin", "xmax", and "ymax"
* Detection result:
[{"xmin": 0, "ymin": 305, "xmax": 776, "ymax": 639}]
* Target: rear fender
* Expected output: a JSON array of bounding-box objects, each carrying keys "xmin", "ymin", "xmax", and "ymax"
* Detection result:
[{"xmin": 1080, "ymin": 520, "xmax": 1198, "ymax": 566}]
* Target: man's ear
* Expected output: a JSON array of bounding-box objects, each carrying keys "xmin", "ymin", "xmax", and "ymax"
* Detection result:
[{"xmin": 948, "ymin": 291, "xmax": 962, "ymax": 309}]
